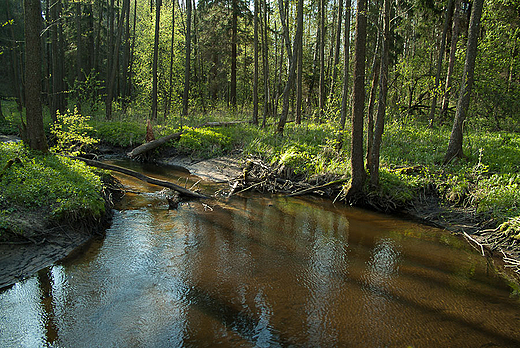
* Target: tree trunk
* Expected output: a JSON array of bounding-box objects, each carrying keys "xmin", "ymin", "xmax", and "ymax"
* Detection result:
[
  {"xmin": 253, "ymin": 0, "xmax": 259, "ymax": 125},
  {"xmin": 230, "ymin": 0, "xmax": 238, "ymax": 108},
  {"xmin": 295, "ymin": 0, "xmax": 304, "ymax": 125},
  {"xmin": 275, "ymin": 0, "xmax": 304, "ymax": 135},
  {"xmin": 339, "ymin": 0, "xmax": 352, "ymax": 134},
  {"xmin": 328, "ymin": 0, "xmax": 343, "ymax": 102},
  {"xmin": 182, "ymin": 0, "xmax": 192, "ymax": 118},
  {"xmin": 369, "ymin": 0, "xmax": 390, "ymax": 187},
  {"xmin": 106, "ymin": 0, "xmax": 129, "ymax": 120},
  {"xmin": 24, "ymin": 0, "xmax": 48, "ymax": 152},
  {"xmin": 164, "ymin": 0, "xmax": 176, "ymax": 120},
  {"xmin": 50, "ymin": 0, "xmax": 60, "ymax": 121},
  {"xmin": 428, "ymin": 0, "xmax": 454, "ymax": 127},
  {"xmin": 346, "ymin": 0, "xmax": 367, "ymax": 200},
  {"xmin": 440, "ymin": 0, "xmax": 462, "ymax": 120},
  {"xmin": 317, "ymin": 0, "xmax": 326, "ymax": 122},
  {"xmin": 366, "ymin": 33, "xmax": 381, "ymax": 165},
  {"xmin": 75, "ymin": 1, "xmax": 84, "ymax": 111},
  {"xmin": 151, "ymin": 0, "xmax": 162, "ymax": 121},
  {"xmin": 6, "ymin": 0, "xmax": 24, "ymax": 112},
  {"xmin": 122, "ymin": 0, "xmax": 132, "ymax": 109},
  {"xmin": 443, "ymin": 0, "xmax": 484, "ymax": 164},
  {"xmin": 261, "ymin": 0, "xmax": 270, "ymax": 128}
]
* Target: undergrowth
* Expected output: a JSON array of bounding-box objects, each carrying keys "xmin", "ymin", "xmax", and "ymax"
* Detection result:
[{"xmin": 0, "ymin": 142, "xmax": 106, "ymax": 237}]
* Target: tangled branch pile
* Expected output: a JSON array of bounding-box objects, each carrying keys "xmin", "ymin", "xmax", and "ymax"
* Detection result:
[{"xmin": 227, "ymin": 158, "xmax": 347, "ymax": 198}]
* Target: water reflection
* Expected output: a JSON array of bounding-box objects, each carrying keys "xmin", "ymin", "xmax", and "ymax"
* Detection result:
[
  {"xmin": 361, "ymin": 238, "xmax": 401, "ymax": 347},
  {"xmin": 1, "ymin": 164, "xmax": 520, "ymax": 347}
]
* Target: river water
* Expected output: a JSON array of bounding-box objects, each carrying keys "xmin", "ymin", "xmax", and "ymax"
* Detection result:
[{"xmin": 1, "ymin": 161, "xmax": 520, "ymax": 347}]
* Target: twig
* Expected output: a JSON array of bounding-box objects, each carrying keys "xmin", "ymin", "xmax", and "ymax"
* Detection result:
[{"xmin": 234, "ymin": 180, "xmax": 267, "ymax": 195}]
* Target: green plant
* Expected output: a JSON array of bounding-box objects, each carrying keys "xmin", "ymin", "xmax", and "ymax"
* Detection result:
[
  {"xmin": 0, "ymin": 142, "xmax": 106, "ymax": 236},
  {"xmin": 50, "ymin": 108, "xmax": 99, "ymax": 155}
]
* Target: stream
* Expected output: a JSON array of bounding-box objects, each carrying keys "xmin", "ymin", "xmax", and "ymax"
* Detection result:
[{"xmin": 1, "ymin": 161, "xmax": 520, "ymax": 347}]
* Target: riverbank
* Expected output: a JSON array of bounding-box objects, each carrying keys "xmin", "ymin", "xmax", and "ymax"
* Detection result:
[{"xmin": 0, "ymin": 140, "xmax": 118, "ymax": 289}]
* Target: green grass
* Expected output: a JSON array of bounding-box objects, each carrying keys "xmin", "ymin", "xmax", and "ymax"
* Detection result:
[{"xmin": 0, "ymin": 142, "xmax": 106, "ymax": 237}]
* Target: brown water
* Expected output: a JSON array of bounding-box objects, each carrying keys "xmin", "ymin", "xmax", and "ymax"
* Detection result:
[{"xmin": 1, "ymin": 161, "xmax": 520, "ymax": 347}]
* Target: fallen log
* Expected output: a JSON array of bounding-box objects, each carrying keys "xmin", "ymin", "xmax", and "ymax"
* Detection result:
[
  {"xmin": 71, "ymin": 157, "xmax": 209, "ymax": 199},
  {"xmin": 127, "ymin": 120, "xmax": 249, "ymax": 158}
]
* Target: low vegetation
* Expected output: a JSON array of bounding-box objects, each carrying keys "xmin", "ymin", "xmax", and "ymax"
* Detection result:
[{"xmin": 0, "ymin": 117, "xmax": 108, "ymax": 241}]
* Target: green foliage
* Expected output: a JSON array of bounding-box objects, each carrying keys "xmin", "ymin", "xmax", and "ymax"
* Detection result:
[
  {"xmin": 89, "ymin": 120, "xmax": 145, "ymax": 147},
  {"xmin": 498, "ymin": 217, "xmax": 520, "ymax": 240},
  {"xmin": 50, "ymin": 108, "xmax": 99, "ymax": 155},
  {"xmin": 0, "ymin": 142, "xmax": 105, "ymax": 235},
  {"xmin": 177, "ymin": 127, "xmax": 233, "ymax": 157}
]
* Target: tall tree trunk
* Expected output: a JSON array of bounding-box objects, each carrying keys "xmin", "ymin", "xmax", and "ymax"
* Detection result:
[
  {"xmin": 346, "ymin": 0, "xmax": 367, "ymax": 200},
  {"xmin": 24, "ymin": 0, "xmax": 48, "ymax": 152},
  {"xmin": 366, "ymin": 33, "xmax": 381, "ymax": 164},
  {"xmin": 317, "ymin": 0, "xmax": 326, "ymax": 122},
  {"xmin": 253, "ymin": 0, "xmax": 259, "ymax": 125},
  {"xmin": 428, "ymin": 0, "xmax": 454, "ymax": 127},
  {"xmin": 122, "ymin": 0, "xmax": 132, "ymax": 109},
  {"xmin": 276, "ymin": 0, "xmax": 303, "ymax": 134},
  {"xmin": 182, "ymin": 0, "xmax": 192, "ymax": 118},
  {"xmin": 444, "ymin": 0, "xmax": 484, "ymax": 164},
  {"xmin": 440, "ymin": 0, "xmax": 462, "ymax": 120},
  {"xmin": 93, "ymin": 0, "xmax": 104, "ymax": 74},
  {"xmin": 75, "ymin": 1, "xmax": 84, "ymax": 110},
  {"xmin": 6, "ymin": 0, "xmax": 23, "ymax": 112},
  {"xmin": 369, "ymin": 0, "xmax": 390, "ymax": 187},
  {"xmin": 128, "ymin": 0, "xmax": 138, "ymax": 102},
  {"xmin": 50, "ymin": 0, "xmax": 60, "ymax": 121},
  {"xmin": 338, "ymin": 1, "xmax": 351, "ymax": 143},
  {"xmin": 295, "ymin": 0, "xmax": 304, "ymax": 125},
  {"xmin": 151, "ymin": 0, "xmax": 162, "ymax": 121},
  {"xmin": 106, "ymin": 0, "xmax": 129, "ymax": 119},
  {"xmin": 328, "ymin": 0, "xmax": 343, "ymax": 102},
  {"xmin": 165, "ymin": 0, "xmax": 176, "ymax": 119},
  {"xmin": 230, "ymin": 0, "xmax": 238, "ymax": 108},
  {"xmin": 261, "ymin": 0, "xmax": 270, "ymax": 127}
]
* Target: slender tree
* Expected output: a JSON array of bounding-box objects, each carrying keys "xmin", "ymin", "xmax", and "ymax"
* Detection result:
[
  {"xmin": 6, "ymin": 0, "xmax": 23, "ymax": 112},
  {"xmin": 230, "ymin": 0, "xmax": 238, "ymax": 108},
  {"xmin": 164, "ymin": 0, "xmax": 176, "ymax": 119},
  {"xmin": 339, "ymin": 0, "xmax": 351, "ymax": 134},
  {"xmin": 252, "ymin": 0, "xmax": 259, "ymax": 125},
  {"xmin": 428, "ymin": 0, "xmax": 455, "ymax": 127},
  {"xmin": 440, "ymin": 0, "xmax": 462, "ymax": 120},
  {"xmin": 444, "ymin": 0, "xmax": 485, "ymax": 163},
  {"xmin": 24, "ymin": 0, "xmax": 48, "ymax": 152},
  {"xmin": 346, "ymin": 0, "xmax": 367, "ymax": 200},
  {"xmin": 106, "ymin": 0, "xmax": 130, "ymax": 119},
  {"xmin": 151, "ymin": 0, "xmax": 162, "ymax": 121},
  {"xmin": 329, "ymin": 0, "xmax": 343, "ymax": 101},
  {"xmin": 368, "ymin": 0, "xmax": 390, "ymax": 187},
  {"xmin": 276, "ymin": 0, "xmax": 304, "ymax": 134},
  {"xmin": 183, "ymin": 0, "xmax": 192, "ymax": 118},
  {"xmin": 317, "ymin": 0, "xmax": 326, "ymax": 121}
]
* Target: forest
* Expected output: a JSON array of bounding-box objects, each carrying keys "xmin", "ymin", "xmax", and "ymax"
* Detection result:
[{"xmin": 1, "ymin": 0, "xmax": 520, "ymax": 265}]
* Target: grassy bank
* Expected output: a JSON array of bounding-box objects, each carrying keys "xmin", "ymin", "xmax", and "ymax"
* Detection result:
[{"xmin": 0, "ymin": 141, "xmax": 108, "ymax": 241}]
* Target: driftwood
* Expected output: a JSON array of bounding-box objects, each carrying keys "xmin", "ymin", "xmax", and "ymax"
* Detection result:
[
  {"xmin": 71, "ymin": 157, "xmax": 208, "ymax": 199},
  {"xmin": 286, "ymin": 178, "xmax": 349, "ymax": 197},
  {"xmin": 127, "ymin": 121, "xmax": 249, "ymax": 158}
]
